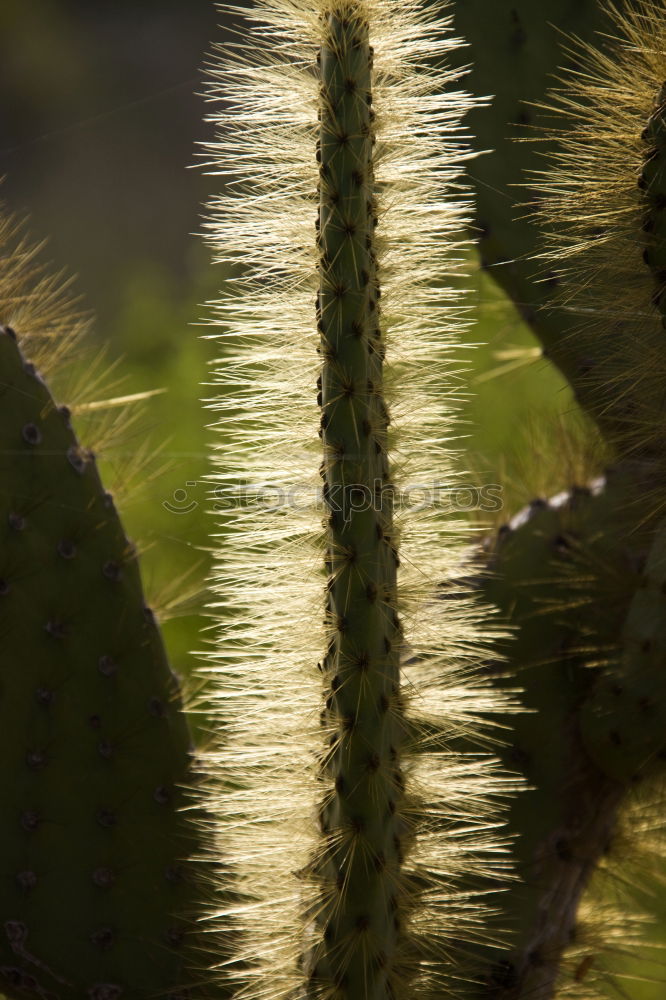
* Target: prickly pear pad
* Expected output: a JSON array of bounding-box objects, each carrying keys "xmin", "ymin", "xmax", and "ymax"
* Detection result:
[{"xmin": 0, "ymin": 325, "xmax": 216, "ymax": 1000}]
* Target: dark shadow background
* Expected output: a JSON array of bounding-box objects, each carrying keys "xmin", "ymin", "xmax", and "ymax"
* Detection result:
[{"xmin": 1, "ymin": 0, "xmax": 219, "ymax": 332}]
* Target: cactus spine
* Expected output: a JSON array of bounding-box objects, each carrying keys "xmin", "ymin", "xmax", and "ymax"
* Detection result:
[{"xmin": 204, "ymin": 2, "xmax": 513, "ymax": 998}]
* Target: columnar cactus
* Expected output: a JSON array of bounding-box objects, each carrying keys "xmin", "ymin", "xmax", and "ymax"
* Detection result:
[
  {"xmin": 202, "ymin": 1, "xmax": 513, "ymax": 998},
  {"xmin": 314, "ymin": 12, "xmax": 407, "ymax": 995}
]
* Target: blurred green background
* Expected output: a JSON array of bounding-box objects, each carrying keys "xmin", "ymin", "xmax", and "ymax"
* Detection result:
[{"xmin": 4, "ymin": 2, "xmax": 659, "ymax": 997}]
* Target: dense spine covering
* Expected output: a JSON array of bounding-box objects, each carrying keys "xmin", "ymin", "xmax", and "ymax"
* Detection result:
[{"xmin": 203, "ymin": 2, "xmax": 513, "ymax": 998}]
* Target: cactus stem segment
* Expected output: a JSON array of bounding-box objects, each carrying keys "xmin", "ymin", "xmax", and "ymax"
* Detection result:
[{"xmin": 203, "ymin": 1, "xmax": 516, "ymax": 998}]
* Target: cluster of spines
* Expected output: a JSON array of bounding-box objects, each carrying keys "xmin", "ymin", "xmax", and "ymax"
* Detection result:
[{"xmin": 203, "ymin": 1, "xmax": 514, "ymax": 999}]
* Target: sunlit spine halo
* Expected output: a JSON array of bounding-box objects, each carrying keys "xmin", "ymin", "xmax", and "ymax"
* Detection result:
[{"xmin": 201, "ymin": 2, "xmax": 513, "ymax": 998}]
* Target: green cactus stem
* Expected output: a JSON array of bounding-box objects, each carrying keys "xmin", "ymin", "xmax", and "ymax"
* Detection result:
[
  {"xmin": 469, "ymin": 472, "xmax": 658, "ymax": 999},
  {"xmin": 305, "ymin": 8, "xmax": 416, "ymax": 996},
  {"xmin": 0, "ymin": 298, "xmax": 223, "ymax": 995},
  {"xmin": 204, "ymin": 1, "xmax": 515, "ymax": 998}
]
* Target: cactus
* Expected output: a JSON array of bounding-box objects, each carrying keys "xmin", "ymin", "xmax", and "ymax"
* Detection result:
[
  {"xmin": 201, "ymin": 2, "xmax": 515, "ymax": 998},
  {"xmin": 530, "ymin": 34, "xmax": 666, "ymax": 824},
  {"xmin": 458, "ymin": 2, "xmax": 666, "ymax": 995},
  {"xmin": 0, "ymin": 218, "xmax": 225, "ymax": 999},
  {"xmin": 4, "ymin": 2, "xmax": 666, "ymax": 1000},
  {"xmin": 465, "ymin": 469, "xmax": 658, "ymax": 998},
  {"xmin": 530, "ymin": 0, "xmax": 666, "ymax": 781},
  {"xmin": 450, "ymin": 1, "xmax": 645, "ymax": 441}
]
